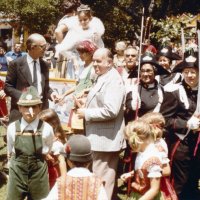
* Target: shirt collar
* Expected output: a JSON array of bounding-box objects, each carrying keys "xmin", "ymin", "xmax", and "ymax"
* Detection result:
[
  {"xmin": 67, "ymin": 168, "xmax": 91, "ymax": 177},
  {"xmin": 27, "ymin": 54, "xmax": 39, "ymax": 65},
  {"xmin": 12, "ymin": 52, "xmax": 21, "ymax": 56},
  {"xmin": 21, "ymin": 117, "xmax": 39, "ymax": 133}
]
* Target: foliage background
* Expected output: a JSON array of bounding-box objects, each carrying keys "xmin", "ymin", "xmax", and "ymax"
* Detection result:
[{"xmin": 0, "ymin": 0, "xmax": 199, "ymax": 49}]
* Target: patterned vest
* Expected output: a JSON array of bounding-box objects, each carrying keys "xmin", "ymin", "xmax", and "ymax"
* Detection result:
[{"xmin": 57, "ymin": 174, "xmax": 102, "ymax": 200}]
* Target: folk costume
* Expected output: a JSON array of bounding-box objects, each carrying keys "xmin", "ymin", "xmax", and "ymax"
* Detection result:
[
  {"xmin": 43, "ymin": 134, "xmax": 108, "ymax": 200},
  {"xmin": 125, "ymin": 52, "xmax": 168, "ymax": 123},
  {"xmin": 160, "ymin": 53, "xmax": 200, "ymax": 200},
  {"xmin": 128, "ymin": 143, "xmax": 164, "ymax": 200},
  {"xmin": 44, "ymin": 168, "xmax": 107, "ymax": 200},
  {"xmin": 155, "ymin": 138, "xmax": 178, "ymax": 200},
  {"xmin": 6, "ymin": 86, "xmax": 54, "ymax": 200},
  {"xmin": 156, "ymin": 46, "xmax": 182, "ymax": 89},
  {"xmin": 48, "ymin": 140, "xmax": 65, "ymax": 189}
]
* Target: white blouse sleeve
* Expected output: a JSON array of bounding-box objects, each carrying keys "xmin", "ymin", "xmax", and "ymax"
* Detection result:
[
  {"xmin": 7, "ymin": 122, "xmax": 16, "ymax": 155},
  {"xmin": 147, "ymin": 164, "xmax": 162, "ymax": 178},
  {"xmin": 51, "ymin": 141, "xmax": 64, "ymax": 155},
  {"xmin": 159, "ymin": 139, "xmax": 170, "ymax": 164},
  {"xmin": 42, "ymin": 122, "xmax": 54, "ymax": 154},
  {"xmin": 160, "ymin": 151, "xmax": 170, "ymax": 164},
  {"xmin": 90, "ymin": 17, "xmax": 105, "ymax": 36}
]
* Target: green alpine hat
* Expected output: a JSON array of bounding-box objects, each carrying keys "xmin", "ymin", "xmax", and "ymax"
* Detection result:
[{"xmin": 17, "ymin": 86, "xmax": 42, "ymax": 106}]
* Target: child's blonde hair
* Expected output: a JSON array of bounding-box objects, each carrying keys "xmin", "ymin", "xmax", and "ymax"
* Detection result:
[
  {"xmin": 140, "ymin": 112, "xmax": 165, "ymax": 141},
  {"xmin": 124, "ymin": 119, "xmax": 152, "ymax": 151},
  {"xmin": 39, "ymin": 109, "xmax": 66, "ymax": 144}
]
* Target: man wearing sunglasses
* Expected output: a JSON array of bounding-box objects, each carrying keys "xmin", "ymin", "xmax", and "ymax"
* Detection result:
[
  {"xmin": 5, "ymin": 33, "xmax": 58, "ymax": 123},
  {"xmin": 120, "ymin": 46, "xmax": 139, "ymax": 85}
]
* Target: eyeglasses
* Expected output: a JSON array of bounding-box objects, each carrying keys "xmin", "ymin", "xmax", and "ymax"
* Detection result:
[
  {"xmin": 125, "ymin": 54, "xmax": 137, "ymax": 57},
  {"xmin": 35, "ymin": 44, "xmax": 47, "ymax": 49},
  {"xmin": 140, "ymin": 69, "xmax": 154, "ymax": 74}
]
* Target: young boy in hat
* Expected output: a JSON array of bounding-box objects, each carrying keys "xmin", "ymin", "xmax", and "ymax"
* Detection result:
[
  {"xmin": 43, "ymin": 134, "xmax": 108, "ymax": 200},
  {"xmin": 6, "ymin": 86, "xmax": 54, "ymax": 200}
]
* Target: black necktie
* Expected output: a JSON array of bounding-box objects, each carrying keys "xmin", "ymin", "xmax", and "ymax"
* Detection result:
[{"xmin": 33, "ymin": 60, "xmax": 38, "ymax": 89}]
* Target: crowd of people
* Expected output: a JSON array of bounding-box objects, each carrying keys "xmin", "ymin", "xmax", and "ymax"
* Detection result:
[{"xmin": 0, "ymin": 0, "xmax": 200, "ymax": 200}]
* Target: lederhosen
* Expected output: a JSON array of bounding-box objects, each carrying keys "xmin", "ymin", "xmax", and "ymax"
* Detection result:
[{"xmin": 7, "ymin": 119, "xmax": 49, "ymax": 200}]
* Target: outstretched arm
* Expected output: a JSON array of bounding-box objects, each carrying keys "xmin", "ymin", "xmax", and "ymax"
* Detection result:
[{"xmin": 55, "ymin": 24, "xmax": 68, "ymax": 44}]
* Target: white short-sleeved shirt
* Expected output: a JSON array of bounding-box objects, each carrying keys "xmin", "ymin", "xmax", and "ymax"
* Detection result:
[{"xmin": 51, "ymin": 140, "xmax": 65, "ymax": 155}]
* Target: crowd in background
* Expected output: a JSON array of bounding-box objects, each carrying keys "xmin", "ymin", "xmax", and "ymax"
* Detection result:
[{"xmin": 0, "ymin": 0, "xmax": 200, "ymax": 200}]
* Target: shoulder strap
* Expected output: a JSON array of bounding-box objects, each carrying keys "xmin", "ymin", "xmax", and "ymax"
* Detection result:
[
  {"xmin": 15, "ymin": 119, "xmax": 21, "ymax": 132},
  {"xmin": 37, "ymin": 119, "xmax": 45, "ymax": 133}
]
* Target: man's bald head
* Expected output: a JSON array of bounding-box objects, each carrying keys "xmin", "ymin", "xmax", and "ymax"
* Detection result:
[
  {"xmin": 26, "ymin": 33, "xmax": 47, "ymax": 59},
  {"xmin": 93, "ymin": 48, "xmax": 113, "ymax": 63},
  {"xmin": 26, "ymin": 33, "xmax": 46, "ymax": 50},
  {"xmin": 93, "ymin": 48, "xmax": 114, "ymax": 76}
]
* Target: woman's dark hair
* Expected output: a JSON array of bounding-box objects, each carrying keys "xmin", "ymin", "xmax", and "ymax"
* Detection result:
[{"xmin": 39, "ymin": 109, "xmax": 66, "ymax": 144}]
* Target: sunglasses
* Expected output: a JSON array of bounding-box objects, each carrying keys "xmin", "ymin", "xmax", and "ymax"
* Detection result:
[{"xmin": 125, "ymin": 54, "xmax": 137, "ymax": 57}]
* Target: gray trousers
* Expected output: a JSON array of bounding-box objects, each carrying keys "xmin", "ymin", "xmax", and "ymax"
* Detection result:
[{"xmin": 92, "ymin": 151, "xmax": 119, "ymax": 200}]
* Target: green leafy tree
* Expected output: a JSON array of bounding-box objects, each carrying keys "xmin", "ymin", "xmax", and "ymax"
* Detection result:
[
  {"xmin": 151, "ymin": 14, "xmax": 196, "ymax": 47},
  {"xmin": 0, "ymin": 0, "xmax": 63, "ymax": 34},
  {"xmin": 0, "ymin": 0, "xmax": 199, "ymax": 48}
]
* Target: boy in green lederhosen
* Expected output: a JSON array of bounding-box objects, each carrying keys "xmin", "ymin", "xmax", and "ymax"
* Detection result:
[{"xmin": 6, "ymin": 86, "xmax": 54, "ymax": 200}]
